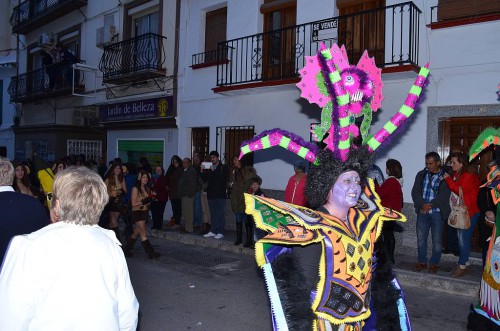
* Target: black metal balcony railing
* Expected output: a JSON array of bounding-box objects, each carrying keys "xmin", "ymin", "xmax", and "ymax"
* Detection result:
[
  {"xmin": 214, "ymin": 1, "xmax": 421, "ymax": 87},
  {"xmin": 10, "ymin": 0, "xmax": 87, "ymax": 34},
  {"xmin": 99, "ymin": 33, "xmax": 167, "ymax": 85},
  {"xmin": 192, "ymin": 48, "xmax": 230, "ymax": 67},
  {"xmin": 8, "ymin": 60, "xmax": 83, "ymax": 103}
]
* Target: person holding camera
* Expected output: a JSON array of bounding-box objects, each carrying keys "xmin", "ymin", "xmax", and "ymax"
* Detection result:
[{"xmin": 122, "ymin": 170, "xmax": 160, "ymax": 259}]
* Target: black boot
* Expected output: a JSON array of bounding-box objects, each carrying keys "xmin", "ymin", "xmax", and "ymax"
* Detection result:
[
  {"xmin": 243, "ymin": 222, "xmax": 254, "ymax": 248},
  {"xmin": 141, "ymin": 239, "xmax": 161, "ymax": 259},
  {"xmin": 111, "ymin": 227, "xmax": 122, "ymax": 243},
  {"xmin": 234, "ymin": 222, "xmax": 243, "ymax": 245},
  {"xmin": 123, "ymin": 237, "xmax": 137, "ymax": 257}
]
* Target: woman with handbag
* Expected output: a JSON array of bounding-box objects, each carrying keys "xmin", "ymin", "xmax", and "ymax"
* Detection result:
[{"xmin": 443, "ymin": 152, "xmax": 480, "ymax": 277}]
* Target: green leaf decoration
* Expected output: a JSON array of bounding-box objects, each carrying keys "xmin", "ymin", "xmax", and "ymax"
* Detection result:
[
  {"xmin": 314, "ymin": 101, "xmax": 333, "ymax": 141},
  {"xmin": 316, "ymin": 71, "xmax": 329, "ymax": 97},
  {"xmin": 360, "ymin": 103, "xmax": 373, "ymax": 140}
]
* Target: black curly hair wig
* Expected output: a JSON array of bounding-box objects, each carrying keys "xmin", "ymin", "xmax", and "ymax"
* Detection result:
[{"xmin": 305, "ymin": 145, "xmax": 373, "ymax": 209}]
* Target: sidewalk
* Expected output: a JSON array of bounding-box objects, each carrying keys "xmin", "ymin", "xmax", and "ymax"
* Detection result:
[{"xmin": 149, "ymin": 226, "xmax": 482, "ymax": 298}]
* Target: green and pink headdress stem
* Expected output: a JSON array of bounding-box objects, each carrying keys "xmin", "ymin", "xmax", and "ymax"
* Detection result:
[{"xmin": 239, "ymin": 43, "xmax": 430, "ymax": 165}]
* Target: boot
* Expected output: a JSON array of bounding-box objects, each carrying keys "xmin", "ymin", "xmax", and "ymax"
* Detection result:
[
  {"xmin": 234, "ymin": 222, "xmax": 243, "ymax": 245},
  {"xmin": 123, "ymin": 237, "xmax": 137, "ymax": 257},
  {"xmin": 111, "ymin": 227, "xmax": 122, "ymax": 243},
  {"xmin": 243, "ymin": 222, "xmax": 254, "ymax": 248},
  {"xmin": 141, "ymin": 239, "xmax": 161, "ymax": 259}
]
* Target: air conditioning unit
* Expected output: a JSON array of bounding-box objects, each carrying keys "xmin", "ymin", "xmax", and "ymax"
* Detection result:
[
  {"xmin": 96, "ymin": 25, "xmax": 116, "ymax": 48},
  {"xmin": 38, "ymin": 33, "xmax": 53, "ymax": 47}
]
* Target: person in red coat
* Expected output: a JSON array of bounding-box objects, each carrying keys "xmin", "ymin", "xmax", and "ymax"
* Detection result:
[
  {"xmin": 284, "ymin": 161, "xmax": 307, "ymax": 206},
  {"xmin": 375, "ymin": 159, "xmax": 403, "ymax": 264},
  {"xmin": 151, "ymin": 165, "xmax": 168, "ymax": 230},
  {"xmin": 443, "ymin": 152, "xmax": 480, "ymax": 277}
]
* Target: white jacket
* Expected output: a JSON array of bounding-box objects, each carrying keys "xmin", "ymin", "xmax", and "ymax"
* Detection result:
[{"xmin": 0, "ymin": 222, "xmax": 139, "ymax": 331}]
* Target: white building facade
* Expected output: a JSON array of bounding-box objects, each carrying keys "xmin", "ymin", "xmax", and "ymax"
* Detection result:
[
  {"xmin": 8, "ymin": 0, "xmax": 179, "ymax": 167},
  {"xmin": 177, "ymin": 0, "xmax": 500, "ymax": 199}
]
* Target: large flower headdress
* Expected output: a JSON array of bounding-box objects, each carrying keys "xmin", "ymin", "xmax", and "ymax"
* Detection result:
[{"xmin": 239, "ymin": 43, "xmax": 429, "ymax": 169}]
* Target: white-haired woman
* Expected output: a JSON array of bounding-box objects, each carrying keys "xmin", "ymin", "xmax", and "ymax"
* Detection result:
[{"xmin": 0, "ymin": 166, "xmax": 139, "ymax": 330}]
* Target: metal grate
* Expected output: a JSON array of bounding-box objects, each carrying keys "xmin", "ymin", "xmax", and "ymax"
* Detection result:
[
  {"xmin": 216, "ymin": 126, "xmax": 255, "ymax": 166},
  {"xmin": 67, "ymin": 139, "xmax": 102, "ymax": 162},
  {"xmin": 191, "ymin": 127, "xmax": 210, "ymax": 160}
]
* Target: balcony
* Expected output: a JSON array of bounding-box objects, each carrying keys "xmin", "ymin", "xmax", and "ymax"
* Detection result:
[
  {"xmin": 99, "ymin": 33, "xmax": 168, "ymax": 85},
  {"xmin": 10, "ymin": 0, "xmax": 88, "ymax": 35},
  {"xmin": 8, "ymin": 60, "xmax": 84, "ymax": 103},
  {"xmin": 208, "ymin": 1, "xmax": 421, "ymax": 88}
]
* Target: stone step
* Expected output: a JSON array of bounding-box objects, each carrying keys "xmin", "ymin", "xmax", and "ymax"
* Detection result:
[
  {"xmin": 393, "ymin": 254, "xmax": 480, "ymax": 298},
  {"xmin": 148, "ymin": 229, "xmax": 482, "ymax": 299}
]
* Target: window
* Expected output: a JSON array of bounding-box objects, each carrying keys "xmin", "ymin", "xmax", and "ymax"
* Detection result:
[
  {"xmin": 216, "ymin": 126, "xmax": 255, "ymax": 166},
  {"xmin": 337, "ymin": 0, "xmax": 385, "ymax": 66},
  {"xmin": 134, "ymin": 11, "xmax": 159, "ymax": 36},
  {"xmin": 191, "ymin": 127, "xmax": 210, "ymax": 159},
  {"xmin": 204, "ymin": 7, "xmax": 227, "ymax": 63},
  {"xmin": 67, "ymin": 140, "xmax": 103, "ymax": 162},
  {"xmin": 261, "ymin": 0, "xmax": 296, "ymax": 80},
  {"xmin": 118, "ymin": 139, "xmax": 164, "ymax": 168}
]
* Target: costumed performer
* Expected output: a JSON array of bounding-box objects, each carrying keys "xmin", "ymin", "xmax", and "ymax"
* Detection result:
[
  {"xmin": 467, "ymin": 127, "xmax": 500, "ymax": 331},
  {"xmin": 239, "ymin": 43, "xmax": 430, "ymax": 330}
]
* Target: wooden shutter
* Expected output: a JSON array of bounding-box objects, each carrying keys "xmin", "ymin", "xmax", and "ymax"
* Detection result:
[
  {"xmin": 205, "ymin": 7, "xmax": 227, "ymax": 52},
  {"xmin": 437, "ymin": 0, "xmax": 500, "ymax": 22}
]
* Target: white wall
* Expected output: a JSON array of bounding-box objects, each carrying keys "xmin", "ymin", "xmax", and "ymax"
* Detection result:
[{"xmin": 178, "ymin": 0, "xmax": 500, "ymax": 201}]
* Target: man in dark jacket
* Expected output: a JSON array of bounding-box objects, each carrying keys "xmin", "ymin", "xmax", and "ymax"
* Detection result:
[
  {"xmin": 202, "ymin": 151, "xmax": 228, "ymax": 239},
  {"xmin": 411, "ymin": 151, "xmax": 451, "ymax": 273},
  {"xmin": 178, "ymin": 158, "xmax": 198, "ymax": 233},
  {"xmin": 0, "ymin": 157, "xmax": 49, "ymax": 264}
]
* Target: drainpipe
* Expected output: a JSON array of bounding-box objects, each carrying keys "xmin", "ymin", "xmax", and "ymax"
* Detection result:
[{"xmin": 173, "ymin": 0, "xmax": 181, "ymax": 123}]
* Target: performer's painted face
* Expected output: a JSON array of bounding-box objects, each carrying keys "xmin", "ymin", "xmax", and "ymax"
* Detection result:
[{"xmin": 329, "ymin": 171, "xmax": 362, "ymax": 210}]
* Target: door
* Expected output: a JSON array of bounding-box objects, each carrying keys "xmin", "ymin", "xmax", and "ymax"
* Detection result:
[
  {"xmin": 441, "ymin": 116, "xmax": 500, "ymax": 252},
  {"xmin": 133, "ymin": 11, "xmax": 160, "ymax": 70},
  {"xmin": 337, "ymin": 0, "xmax": 385, "ymax": 66},
  {"xmin": 262, "ymin": 6, "xmax": 296, "ymax": 80}
]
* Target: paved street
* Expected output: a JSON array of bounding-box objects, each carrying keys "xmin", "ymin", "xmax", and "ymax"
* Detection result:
[{"xmin": 128, "ymin": 237, "xmax": 476, "ymax": 331}]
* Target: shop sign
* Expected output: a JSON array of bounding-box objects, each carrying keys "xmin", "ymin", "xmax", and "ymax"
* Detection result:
[{"xmin": 99, "ymin": 97, "xmax": 173, "ymax": 122}]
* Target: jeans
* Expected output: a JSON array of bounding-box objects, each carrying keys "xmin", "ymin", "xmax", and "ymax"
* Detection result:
[
  {"xmin": 416, "ymin": 212, "xmax": 444, "ymax": 265},
  {"xmin": 194, "ymin": 191, "xmax": 202, "ymax": 226},
  {"xmin": 457, "ymin": 212, "xmax": 480, "ymax": 266},
  {"xmin": 208, "ymin": 199, "xmax": 226, "ymax": 234},
  {"xmin": 150, "ymin": 200, "xmax": 167, "ymax": 229},
  {"xmin": 234, "ymin": 212, "xmax": 247, "ymax": 223}
]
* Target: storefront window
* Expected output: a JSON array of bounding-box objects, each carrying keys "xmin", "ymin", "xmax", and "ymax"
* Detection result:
[{"xmin": 117, "ymin": 139, "xmax": 164, "ymax": 168}]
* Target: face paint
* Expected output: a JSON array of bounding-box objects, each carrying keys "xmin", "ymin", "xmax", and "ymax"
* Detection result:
[{"xmin": 327, "ymin": 171, "xmax": 362, "ymax": 216}]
